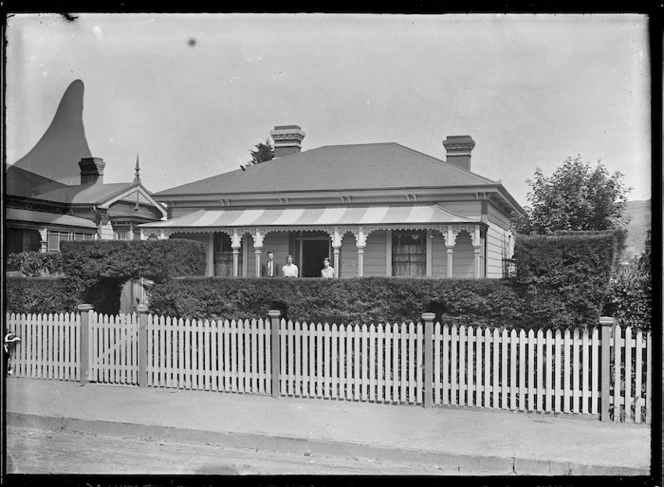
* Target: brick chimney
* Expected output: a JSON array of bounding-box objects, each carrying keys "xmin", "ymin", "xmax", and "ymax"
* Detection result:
[
  {"xmin": 443, "ymin": 135, "xmax": 475, "ymax": 171},
  {"xmin": 79, "ymin": 157, "xmax": 105, "ymax": 185},
  {"xmin": 270, "ymin": 125, "xmax": 305, "ymax": 158}
]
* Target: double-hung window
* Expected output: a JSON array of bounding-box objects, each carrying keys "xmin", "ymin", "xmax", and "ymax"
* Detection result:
[{"xmin": 392, "ymin": 230, "xmax": 426, "ymax": 277}]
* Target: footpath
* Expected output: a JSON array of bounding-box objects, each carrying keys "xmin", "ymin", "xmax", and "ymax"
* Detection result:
[{"xmin": 5, "ymin": 378, "xmax": 651, "ymax": 476}]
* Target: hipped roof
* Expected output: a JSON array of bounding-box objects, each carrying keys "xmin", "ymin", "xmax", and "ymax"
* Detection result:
[{"xmin": 154, "ymin": 142, "xmax": 498, "ymax": 198}]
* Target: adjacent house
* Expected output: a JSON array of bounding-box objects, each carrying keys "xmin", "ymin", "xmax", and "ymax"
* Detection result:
[
  {"xmin": 5, "ymin": 80, "xmax": 166, "ymax": 255},
  {"xmin": 141, "ymin": 125, "xmax": 523, "ymax": 279}
]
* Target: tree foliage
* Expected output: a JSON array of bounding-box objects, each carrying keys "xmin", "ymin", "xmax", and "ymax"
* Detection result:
[
  {"xmin": 514, "ymin": 156, "xmax": 630, "ymax": 235},
  {"xmin": 248, "ymin": 139, "xmax": 274, "ymax": 165}
]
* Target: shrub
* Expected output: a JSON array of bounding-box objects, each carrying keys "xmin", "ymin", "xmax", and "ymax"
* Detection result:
[
  {"xmin": 603, "ymin": 265, "xmax": 651, "ymax": 329},
  {"xmin": 6, "ymin": 277, "xmax": 80, "ymax": 314},
  {"xmin": 6, "ymin": 252, "xmax": 64, "ymax": 277},
  {"xmin": 603, "ymin": 231, "xmax": 652, "ymax": 330},
  {"xmin": 146, "ymin": 276, "xmax": 592, "ymax": 329}
]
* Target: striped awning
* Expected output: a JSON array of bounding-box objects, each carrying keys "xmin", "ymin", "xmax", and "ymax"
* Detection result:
[
  {"xmin": 139, "ymin": 205, "xmax": 478, "ymax": 230},
  {"xmin": 6, "ymin": 208, "xmax": 98, "ymax": 230}
]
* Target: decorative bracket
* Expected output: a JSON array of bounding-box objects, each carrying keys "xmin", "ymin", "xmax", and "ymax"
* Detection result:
[
  {"xmin": 469, "ymin": 224, "xmax": 481, "ymax": 247},
  {"xmin": 230, "ymin": 228, "xmax": 243, "ymax": 249},
  {"xmin": 251, "ymin": 228, "xmax": 269, "ymax": 248},
  {"xmin": 352, "ymin": 226, "xmax": 375, "ymax": 249}
]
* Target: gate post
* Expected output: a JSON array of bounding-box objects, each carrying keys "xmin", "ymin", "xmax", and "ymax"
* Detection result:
[
  {"xmin": 78, "ymin": 304, "xmax": 94, "ymax": 385},
  {"xmin": 138, "ymin": 304, "xmax": 149, "ymax": 388},
  {"xmin": 422, "ymin": 312, "xmax": 435, "ymax": 408},
  {"xmin": 268, "ymin": 309, "xmax": 282, "ymax": 398},
  {"xmin": 600, "ymin": 316, "xmax": 614, "ymax": 422}
]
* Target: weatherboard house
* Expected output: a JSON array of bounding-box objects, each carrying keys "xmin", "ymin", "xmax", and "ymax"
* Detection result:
[
  {"xmin": 141, "ymin": 126, "xmax": 523, "ymax": 279},
  {"xmin": 6, "ymin": 80, "xmax": 166, "ymax": 255}
]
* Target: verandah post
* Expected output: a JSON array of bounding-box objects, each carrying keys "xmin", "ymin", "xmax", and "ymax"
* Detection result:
[
  {"xmin": 77, "ymin": 304, "xmax": 93, "ymax": 385},
  {"xmin": 599, "ymin": 316, "xmax": 614, "ymax": 422},
  {"xmin": 269, "ymin": 309, "xmax": 282, "ymax": 398},
  {"xmin": 138, "ymin": 304, "xmax": 149, "ymax": 388},
  {"xmin": 422, "ymin": 312, "xmax": 435, "ymax": 408}
]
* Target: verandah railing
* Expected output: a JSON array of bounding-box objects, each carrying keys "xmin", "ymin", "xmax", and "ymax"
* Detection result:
[{"xmin": 5, "ymin": 307, "xmax": 653, "ymax": 423}]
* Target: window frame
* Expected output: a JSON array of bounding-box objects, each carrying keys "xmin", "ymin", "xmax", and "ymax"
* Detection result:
[{"xmin": 391, "ymin": 229, "xmax": 427, "ymax": 277}]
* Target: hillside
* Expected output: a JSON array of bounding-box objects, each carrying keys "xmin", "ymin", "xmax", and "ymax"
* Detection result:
[{"xmin": 623, "ymin": 199, "xmax": 651, "ymax": 260}]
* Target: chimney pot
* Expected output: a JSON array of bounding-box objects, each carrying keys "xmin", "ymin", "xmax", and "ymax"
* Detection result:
[
  {"xmin": 443, "ymin": 135, "xmax": 475, "ymax": 171},
  {"xmin": 270, "ymin": 125, "xmax": 306, "ymax": 158},
  {"xmin": 79, "ymin": 157, "xmax": 105, "ymax": 185}
]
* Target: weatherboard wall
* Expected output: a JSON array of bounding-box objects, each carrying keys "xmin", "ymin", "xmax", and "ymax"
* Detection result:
[{"xmin": 486, "ymin": 202, "xmax": 513, "ymax": 279}]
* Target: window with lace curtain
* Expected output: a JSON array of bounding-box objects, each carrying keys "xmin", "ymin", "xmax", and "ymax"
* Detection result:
[{"xmin": 392, "ymin": 230, "xmax": 426, "ymax": 277}]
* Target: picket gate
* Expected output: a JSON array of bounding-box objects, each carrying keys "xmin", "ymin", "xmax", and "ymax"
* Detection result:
[{"xmin": 90, "ymin": 312, "xmax": 139, "ymax": 385}]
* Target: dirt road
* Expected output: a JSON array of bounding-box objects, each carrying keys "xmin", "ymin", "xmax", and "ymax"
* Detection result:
[{"xmin": 6, "ymin": 425, "xmax": 493, "ymax": 476}]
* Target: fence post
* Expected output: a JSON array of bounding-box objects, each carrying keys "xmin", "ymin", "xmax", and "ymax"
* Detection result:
[
  {"xmin": 137, "ymin": 304, "xmax": 149, "ymax": 388},
  {"xmin": 268, "ymin": 309, "xmax": 282, "ymax": 399},
  {"xmin": 78, "ymin": 304, "xmax": 93, "ymax": 385},
  {"xmin": 422, "ymin": 313, "xmax": 435, "ymax": 408},
  {"xmin": 600, "ymin": 316, "xmax": 614, "ymax": 422}
]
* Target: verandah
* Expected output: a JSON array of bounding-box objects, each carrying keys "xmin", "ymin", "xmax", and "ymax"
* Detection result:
[
  {"xmin": 157, "ymin": 226, "xmax": 486, "ymax": 279},
  {"xmin": 139, "ymin": 205, "xmax": 488, "ymax": 279}
]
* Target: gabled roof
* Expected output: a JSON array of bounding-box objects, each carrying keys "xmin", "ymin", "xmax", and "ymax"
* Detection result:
[{"xmin": 154, "ymin": 142, "xmax": 497, "ymax": 198}]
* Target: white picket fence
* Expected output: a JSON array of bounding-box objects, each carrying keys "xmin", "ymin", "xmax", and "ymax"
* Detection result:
[
  {"xmin": 612, "ymin": 324, "xmax": 652, "ymax": 423},
  {"xmin": 146, "ymin": 316, "xmax": 272, "ymax": 393},
  {"xmin": 280, "ymin": 321, "xmax": 424, "ymax": 403},
  {"xmin": 4, "ymin": 312, "xmax": 653, "ymax": 423},
  {"xmin": 6, "ymin": 312, "xmax": 80, "ymax": 381}
]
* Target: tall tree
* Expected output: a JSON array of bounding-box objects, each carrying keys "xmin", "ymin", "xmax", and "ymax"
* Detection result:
[
  {"xmin": 513, "ymin": 155, "xmax": 631, "ymax": 235},
  {"xmin": 248, "ymin": 139, "xmax": 274, "ymax": 165}
]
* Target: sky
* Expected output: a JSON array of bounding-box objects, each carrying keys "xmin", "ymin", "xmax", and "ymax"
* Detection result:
[{"xmin": 6, "ymin": 14, "xmax": 652, "ymax": 205}]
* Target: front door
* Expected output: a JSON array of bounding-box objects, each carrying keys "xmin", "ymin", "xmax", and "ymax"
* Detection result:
[{"xmin": 302, "ymin": 239, "xmax": 330, "ymax": 277}]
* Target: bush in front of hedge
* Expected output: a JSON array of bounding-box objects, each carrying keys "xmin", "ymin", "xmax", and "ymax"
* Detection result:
[
  {"xmin": 6, "ymin": 277, "xmax": 80, "ymax": 315},
  {"xmin": 146, "ymin": 276, "xmax": 595, "ymax": 329}
]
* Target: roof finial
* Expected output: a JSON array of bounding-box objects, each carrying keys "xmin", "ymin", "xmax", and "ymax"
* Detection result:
[{"xmin": 133, "ymin": 154, "xmax": 141, "ymax": 184}]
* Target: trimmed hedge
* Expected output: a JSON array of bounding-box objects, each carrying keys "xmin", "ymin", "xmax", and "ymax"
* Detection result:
[
  {"xmin": 58, "ymin": 239, "xmax": 207, "ymax": 315},
  {"xmin": 6, "ymin": 239, "xmax": 207, "ymax": 316},
  {"xmin": 513, "ymin": 230, "xmax": 624, "ymax": 282},
  {"xmin": 146, "ymin": 276, "xmax": 596, "ymax": 329},
  {"xmin": 6, "ymin": 277, "xmax": 80, "ymax": 314},
  {"xmin": 512, "ymin": 230, "xmax": 625, "ymax": 320},
  {"xmin": 60, "ymin": 239, "xmax": 207, "ymax": 282}
]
